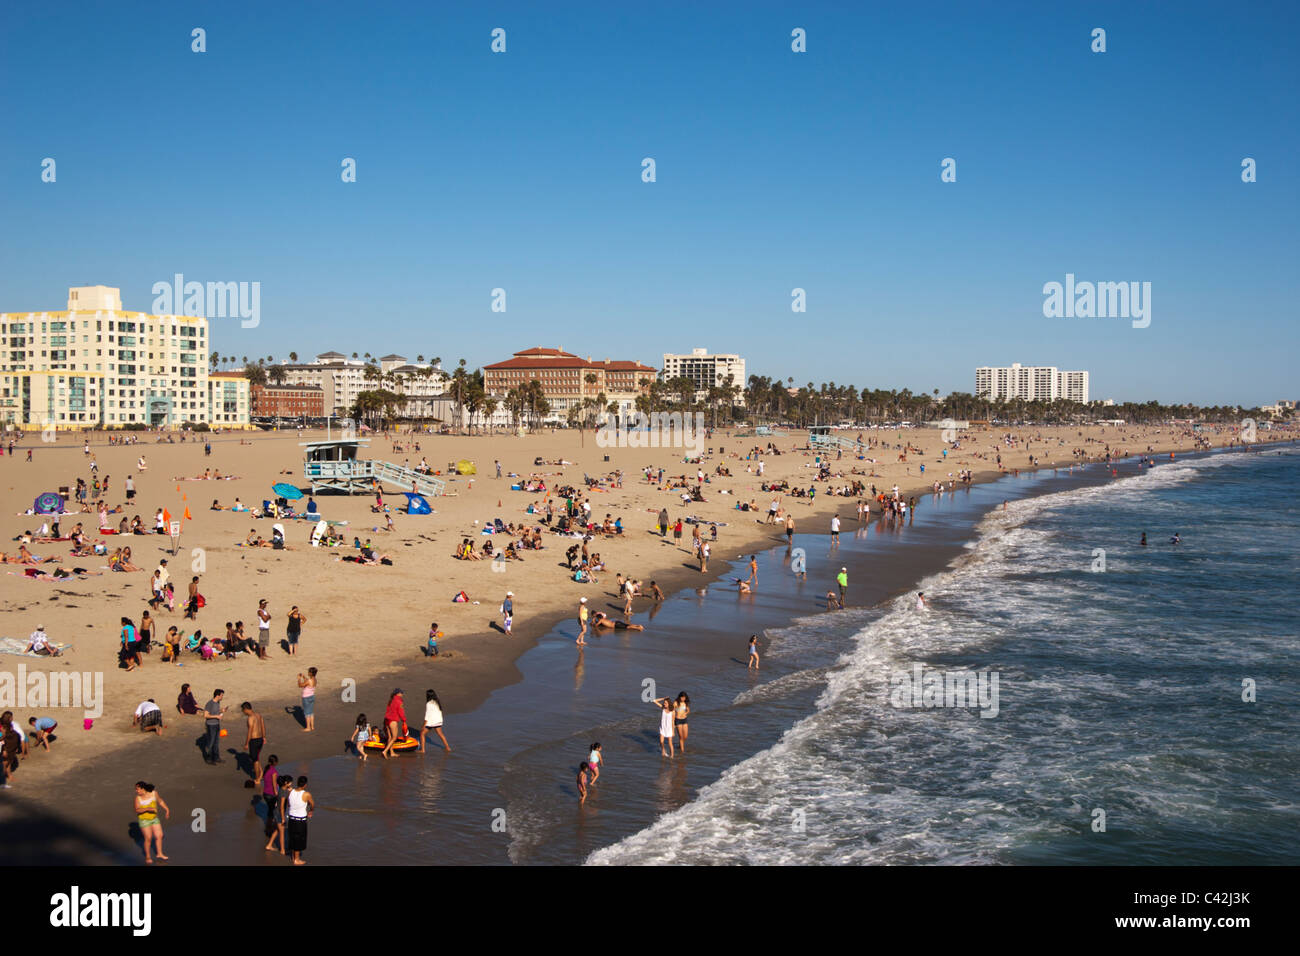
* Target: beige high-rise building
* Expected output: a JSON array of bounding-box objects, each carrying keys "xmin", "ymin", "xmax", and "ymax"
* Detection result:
[
  {"xmin": 659, "ymin": 348, "xmax": 746, "ymax": 405},
  {"xmin": 0, "ymin": 285, "xmax": 247, "ymax": 430}
]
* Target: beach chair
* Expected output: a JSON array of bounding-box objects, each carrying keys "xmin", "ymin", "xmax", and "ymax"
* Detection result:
[{"xmin": 493, "ymin": 518, "xmax": 506, "ymax": 532}]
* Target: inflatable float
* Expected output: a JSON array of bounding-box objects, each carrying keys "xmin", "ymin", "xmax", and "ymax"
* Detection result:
[{"xmin": 363, "ymin": 722, "xmax": 420, "ymax": 754}]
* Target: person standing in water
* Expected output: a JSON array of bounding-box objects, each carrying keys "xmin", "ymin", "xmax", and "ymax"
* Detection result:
[
  {"xmin": 577, "ymin": 597, "xmax": 589, "ymax": 646},
  {"xmin": 653, "ymin": 697, "xmax": 676, "ymax": 757},
  {"xmin": 284, "ymin": 776, "xmax": 314, "ymax": 865},
  {"xmin": 418, "ymin": 689, "xmax": 451, "ymax": 753},
  {"xmin": 748, "ymin": 635, "xmax": 760, "ymax": 670},
  {"xmin": 382, "ymin": 688, "xmax": 405, "ymax": 759},
  {"xmin": 674, "ymin": 693, "xmax": 691, "ymax": 752},
  {"xmin": 836, "ymin": 567, "xmax": 848, "ymax": 608},
  {"xmin": 133, "ymin": 781, "xmax": 170, "ymax": 863}
]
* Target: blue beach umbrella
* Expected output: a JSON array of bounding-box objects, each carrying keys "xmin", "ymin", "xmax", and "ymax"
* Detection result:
[{"xmin": 272, "ymin": 482, "xmax": 304, "ymax": 500}]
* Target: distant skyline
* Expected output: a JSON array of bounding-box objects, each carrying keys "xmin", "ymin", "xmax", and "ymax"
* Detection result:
[{"xmin": 2, "ymin": 1, "xmax": 1296, "ymax": 406}]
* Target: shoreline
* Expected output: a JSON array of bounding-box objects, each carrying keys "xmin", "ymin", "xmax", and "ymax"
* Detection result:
[{"xmin": 0, "ymin": 428, "xmax": 1292, "ymax": 863}]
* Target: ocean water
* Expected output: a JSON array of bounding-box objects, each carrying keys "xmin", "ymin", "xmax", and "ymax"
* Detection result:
[{"xmin": 588, "ymin": 447, "xmax": 1300, "ymax": 865}]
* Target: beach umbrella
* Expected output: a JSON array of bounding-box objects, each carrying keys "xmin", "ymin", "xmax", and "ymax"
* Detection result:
[
  {"xmin": 34, "ymin": 492, "xmax": 64, "ymax": 514},
  {"xmin": 454, "ymin": 459, "xmax": 477, "ymax": 475},
  {"xmin": 272, "ymin": 482, "xmax": 304, "ymax": 500}
]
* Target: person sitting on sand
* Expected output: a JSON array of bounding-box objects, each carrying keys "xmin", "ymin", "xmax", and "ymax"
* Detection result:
[
  {"xmin": 26, "ymin": 626, "xmax": 60, "ymax": 656},
  {"xmin": 16, "ymin": 545, "xmax": 58, "ymax": 565},
  {"xmin": 211, "ymin": 499, "xmax": 223, "ymax": 511},
  {"xmin": 231, "ymin": 498, "xmax": 247, "ymax": 512}
]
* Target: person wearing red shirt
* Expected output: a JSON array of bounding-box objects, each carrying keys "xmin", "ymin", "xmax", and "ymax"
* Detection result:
[{"xmin": 382, "ymin": 689, "xmax": 405, "ymax": 760}]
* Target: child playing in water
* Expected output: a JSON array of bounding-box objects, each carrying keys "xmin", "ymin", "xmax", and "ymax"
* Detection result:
[
  {"xmin": 587, "ymin": 743, "xmax": 603, "ymax": 783},
  {"xmin": 577, "ymin": 762, "xmax": 590, "ymax": 805},
  {"xmin": 748, "ymin": 634, "xmax": 760, "ymax": 670},
  {"xmin": 351, "ymin": 713, "xmax": 371, "ymax": 761}
]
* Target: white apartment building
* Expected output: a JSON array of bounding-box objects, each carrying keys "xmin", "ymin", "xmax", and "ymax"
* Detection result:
[
  {"xmin": 975, "ymin": 364, "xmax": 1089, "ymax": 404},
  {"xmin": 282, "ymin": 352, "xmax": 449, "ymax": 417},
  {"xmin": 660, "ymin": 348, "xmax": 746, "ymax": 405},
  {"xmin": 0, "ymin": 285, "xmax": 242, "ymax": 430},
  {"xmin": 280, "ymin": 352, "xmax": 368, "ymax": 416}
]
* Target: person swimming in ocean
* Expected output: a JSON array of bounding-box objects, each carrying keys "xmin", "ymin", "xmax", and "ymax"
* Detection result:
[
  {"xmin": 1140, "ymin": 532, "xmax": 1147, "ymax": 546},
  {"xmin": 1171, "ymin": 532, "xmax": 1181, "ymax": 545}
]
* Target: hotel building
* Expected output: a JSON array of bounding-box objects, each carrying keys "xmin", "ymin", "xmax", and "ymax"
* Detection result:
[
  {"xmin": 484, "ymin": 347, "xmax": 657, "ymax": 416},
  {"xmin": 659, "ymin": 348, "xmax": 746, "ymax": 404},
  {"xmin": 0, "ymin": 285, "xmax": 249, "ymax": 430},
  {"xmin": 975, "ymin": 364, "xmax": 1090, "ymax": 404}
]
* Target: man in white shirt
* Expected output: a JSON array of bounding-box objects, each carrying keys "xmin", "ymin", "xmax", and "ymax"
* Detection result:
[
  {"xmin": 257, "ymin": 599, "xmax": 272, "ymax": 659},
  {"xmin": 830, "ymin": 515, "xmax": 840, "ymax": 544},
  {"xmin": 133, "ymin": 699, "xmax": 163, "ymax": 735},
  {"xmin": 27, "ymin": 626, "xmax": 59, "ymax": 656}
]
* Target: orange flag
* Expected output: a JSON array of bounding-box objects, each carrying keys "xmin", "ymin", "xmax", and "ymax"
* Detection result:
[
  {"xmin": 183, "ymin": 507, "xmax": 192, "ymax": 521},
  {"xmin": 163, "ymin": 508, "xmax": 172, "ymax": 523}
]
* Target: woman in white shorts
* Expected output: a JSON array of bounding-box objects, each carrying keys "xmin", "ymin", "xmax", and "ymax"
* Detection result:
[{"xmin": 419, "ymin": 689, "xmax": 451, "ymax": 752}]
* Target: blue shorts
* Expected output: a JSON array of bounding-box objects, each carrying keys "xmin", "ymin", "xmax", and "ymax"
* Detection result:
[{"xmin": 302, "ymin": 695, "xmax": 315, "ymax": 717}]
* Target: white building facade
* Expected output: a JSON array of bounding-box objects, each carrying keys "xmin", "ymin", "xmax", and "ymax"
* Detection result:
[
  {"xmin": 976, "ymin": 364, "xmax": 1089, "ymax": 404},
  {"xmin": 660, "ymin": 348, "xmax": 746, "ymax": 405}
]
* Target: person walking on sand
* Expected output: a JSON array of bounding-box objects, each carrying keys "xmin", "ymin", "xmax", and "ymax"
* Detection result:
[
  {"xmin": 577, "ymin": 597, "xmax": 589, "ymax": 646},
  {"xmin": 297, "ymin": 667, "xmax": 317, "ymax": 732},
  {"xmin": 673, "ymin": 517, "xmax": 683, "ymax": 548},
  {"xmin": 284, "ymin": 776, "xmax": 314, "ymax": 865},
  {"xmin": 500, "ymin": 591, "xmax": 513, "ymax": 635},
  {"xmin": 382, "ymin": 688, "xmax": 405, "ymax": 759},
  {"xmin": 699, "ymin": 540, "xmax": 710, "ymax": 573},
  {"xmin": 133, "ymin": 782, "xmax": 170, "ymax": 863},
  {"xmin": 653, "ymin": 697, "xmax": 676, "ymax": 757},
  {"xmin": 658, "ymin": 507, "xmax": 669, "ymax": 537},
  {"xmin": 418, "ymin": 689, "xmax": 451, "ymax": 752},
  {"xmin": 242, "ymin": 701, "xmax": 266, "ymax": 785},
  {"xmin": 748, "ymin": 635, "xmax": 760, "ymax": 670}
]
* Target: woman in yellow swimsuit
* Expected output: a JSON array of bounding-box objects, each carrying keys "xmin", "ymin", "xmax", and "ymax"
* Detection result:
[{"xmin": 134, "ymin": 781, "xmax": 171, "ymax": 863}]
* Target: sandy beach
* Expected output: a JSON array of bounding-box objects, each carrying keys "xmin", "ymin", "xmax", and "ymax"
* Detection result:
[{"xmin": 0, "ymin": 420, "xmax": 1287, "ymax": 861}]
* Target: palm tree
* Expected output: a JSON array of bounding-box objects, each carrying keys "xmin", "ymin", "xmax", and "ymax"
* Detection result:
[{"xmin": 288, "ymin": 351, "xmax": 298, "ymax": 363}]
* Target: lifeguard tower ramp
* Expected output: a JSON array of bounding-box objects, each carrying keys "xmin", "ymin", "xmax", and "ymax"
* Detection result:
[{"xmin": 302, "ymin": 439, "xmax": 445, "ymax": 496}]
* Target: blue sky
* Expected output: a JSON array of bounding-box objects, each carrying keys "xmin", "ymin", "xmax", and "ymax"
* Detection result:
[{"xmin": 2, "ymin": 1, "xmax": 1296, "ymax": 406}]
